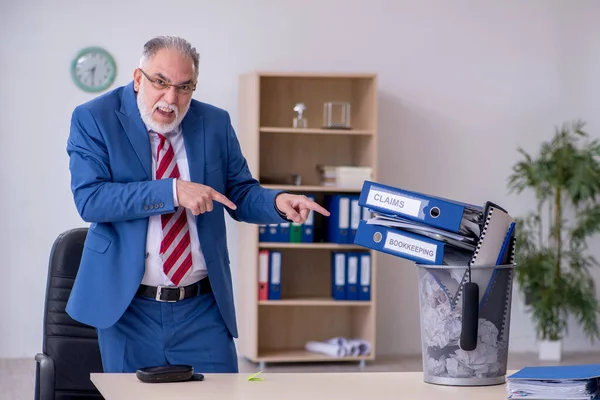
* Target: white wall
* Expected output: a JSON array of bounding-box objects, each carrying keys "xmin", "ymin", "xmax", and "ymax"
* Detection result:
[{"xmin": 2, "ymin": 0, "xmax": 600, "ymax": 358}]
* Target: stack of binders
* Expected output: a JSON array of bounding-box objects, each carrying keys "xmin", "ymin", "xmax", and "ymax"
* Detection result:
[
  {"xmin": 331, "ymin": 251, "xmax": 371, "ymax": 301},
  {"xmin": 324, "ymin": 194, "xmax": 371, "ymax": 244},
  {"xmin": 353, "ymin": 180, "xmax": 516, "ymax": 267}
]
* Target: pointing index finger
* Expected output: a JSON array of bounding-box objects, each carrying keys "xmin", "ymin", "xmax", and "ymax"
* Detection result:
[
  {"xmin": 304, "ymin": 200, "xmax": 330, "ymax": 217},
  {"xmin": 211, "ymin": 190, "xmax": 237, "ymax": 210}
]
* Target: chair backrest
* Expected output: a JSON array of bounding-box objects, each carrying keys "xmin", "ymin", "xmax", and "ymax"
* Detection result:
[{"xmin": 42, "ymin": 228, "xmax": 104, "ymax": 396}]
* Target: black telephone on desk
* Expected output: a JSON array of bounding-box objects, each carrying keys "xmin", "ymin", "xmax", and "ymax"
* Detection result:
[{"xmin": 136, "ymin": 365, "xmax": 204, "ymax": 383}]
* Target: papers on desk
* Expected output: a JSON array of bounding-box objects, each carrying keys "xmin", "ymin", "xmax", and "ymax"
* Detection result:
[
  {"xmin": 305, "ymin": 337, "xmax": 371, "ymax": 358},
  {"xmin": 506, "ymin": 364, "xmax": 600, "ymax": 399}
]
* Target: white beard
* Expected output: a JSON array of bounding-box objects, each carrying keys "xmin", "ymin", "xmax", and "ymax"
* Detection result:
[{"xmin": 136, "ymin": 83, "xmax": 191, "ymax": 134}]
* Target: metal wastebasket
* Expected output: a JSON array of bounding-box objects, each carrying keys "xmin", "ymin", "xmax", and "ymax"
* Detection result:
[{"xmin": 416, "ymin": 263, "xmax": 516, "ymax": 386}]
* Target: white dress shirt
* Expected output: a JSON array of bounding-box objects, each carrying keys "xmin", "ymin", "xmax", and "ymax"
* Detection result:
[{"xmin": 141, "ymin": 125, "xmax": 208, "ymax": 287}]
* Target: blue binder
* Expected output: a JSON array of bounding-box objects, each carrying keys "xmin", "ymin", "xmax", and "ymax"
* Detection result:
[
  {"xmin": 353, "ymin": 220, "xmax": 472, "ymax": 265},
  {"xmin": 277, "ymin": 222, "xmax": 290, "ymax": 242},
  {"xmin": 258, "ymin": 224, "xmax": 268, "ymax": 242},
  {"xmin": 358, "ymin": 180, "xmax": 483, "ymax": 234},
  {"xmin": 302, "ymin": 195, "xmax": 315, "ymax": 243},
  {"xmin": 358, "ymin": 253, "xmax": 371, "ymax": 301},
  {"xmin": 268, "ymin": 251, "xmax": 282, "ymax": 300},
  {"xmin": 345, "ymin": 253, "xmax": 359, "ymax": 300},
  {"xmin": 331, "ymin": 252, "xmax": 346, "ymax": 300},
  {"xmin": 507, "ymin": 364, "xmax": 600, "ymax": 400},
  {"xmin": 348, "ymin": 195, "xmax": 361, "ymax": 244},
  {"xmin": 266, "ymin": 224, "xmax": 278, "ymax": 242},
  {"xmin": 508, "ymin": 364, "xmax": 600, "ymax": 381},
  {"xmin": 325, "ymin": 195, "xmax": 350, "ymax": 243}
]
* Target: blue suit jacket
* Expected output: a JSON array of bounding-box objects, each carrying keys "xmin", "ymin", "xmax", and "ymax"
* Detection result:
[{"xmin": 65, "ymin": 81, "xmax": 285, "ymax": 337}]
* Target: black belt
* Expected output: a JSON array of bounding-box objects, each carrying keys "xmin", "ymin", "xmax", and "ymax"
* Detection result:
[{"xmin": 137, "ymin": 278, "xmax": 212, "ymax": 302}]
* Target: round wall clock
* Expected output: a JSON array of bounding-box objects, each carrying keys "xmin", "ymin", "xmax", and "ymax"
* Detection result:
[{"xmin": 71, "ymin": 47, "xmax": 117, "ymax": 93}]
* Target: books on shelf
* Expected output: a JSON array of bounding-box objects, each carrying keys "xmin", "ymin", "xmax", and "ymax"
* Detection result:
[{"xmin": 256, "ymin": 249, "xmax": 371, "ymax": 302}]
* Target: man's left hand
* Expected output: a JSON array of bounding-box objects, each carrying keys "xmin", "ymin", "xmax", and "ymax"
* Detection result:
[{"xmin": 275, "ymin": 193, "xmax": 330, "ymax": 223}]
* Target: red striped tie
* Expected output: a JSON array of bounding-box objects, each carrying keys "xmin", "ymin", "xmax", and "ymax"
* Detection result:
[{"xmin": 155, "ymin": 133, "xmax": 192, "ymax": 286}]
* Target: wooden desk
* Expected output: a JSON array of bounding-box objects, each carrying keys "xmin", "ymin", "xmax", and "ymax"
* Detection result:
[{"xmin": 91, "ymin": 371, "xmax": 513, "ymax": 400}]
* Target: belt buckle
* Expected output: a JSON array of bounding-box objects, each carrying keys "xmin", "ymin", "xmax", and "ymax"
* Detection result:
[{"xmin": 155, "ymin": 286, "xmax": 185, "ymax": 302}]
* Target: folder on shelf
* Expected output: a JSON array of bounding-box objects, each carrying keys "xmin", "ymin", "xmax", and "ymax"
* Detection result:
[
  {"xmin": 359, "ymin": 253, "xmax": 371, "ymax": 301},
  {"xmin": 258, "ymin": 224, "xmax": 268, "ymax": 242},
  {"xmin": 290, "ymin": 223, "xmax": 302, "ymax": 243},
  {"xmin": 266, "ymin": 224, "xmax": 278, "ymax": 242},
  {"xmin": 346, "ymin": 253, "xmax": 359, "ymax": 300},
  {"xmin": 506, "ymin": 364, "xmax": 600, "ymax": 400},
  {"xmin": 277, "ymin": 222, "xmax": 290, "ymax": 242},
  {"xmin": 354, "ymin": 220, "xmax": 473, "ymax": 265},
  {"xmin": 331, "ymin": 252, "xmax": 346, "ymax": 300},
  {"xmin": 349, "ymin": 196, "xmax": 361, "ymax": 244},
  {"xmin": 325, "ymin": 195, "xmax": 350, "ymax": 243},
  {"xmin": 268, "ymin": 251, "xmax": 282, "ymax": 300},
  {"xmin": 358, "ymin": 180, "xmax": 484, "ymax": 237},
  {"xmin": 302, "ymin": 195, "xmax": 315, "ymax": 243},
  {"xmin": 258, "ymin": 250, "xmax": 269, "ymax": 300},
  {"xmin": 362, "ymin": 207, "xmax": 372, "ymax": 221}
]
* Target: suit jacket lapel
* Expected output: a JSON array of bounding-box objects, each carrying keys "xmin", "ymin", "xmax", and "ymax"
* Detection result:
[
  {"xmin": 181, "ymin": 108, "xmax": 204, "ymax": 185},
  {"xmin": 115, "ymin": 82, "xmax": 152, "ymax": 180}
]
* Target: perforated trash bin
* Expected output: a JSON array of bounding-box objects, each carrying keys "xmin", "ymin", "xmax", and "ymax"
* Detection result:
[{"xmin": 416, "ymin": 263, "xmax": 516, "ymax": 386}]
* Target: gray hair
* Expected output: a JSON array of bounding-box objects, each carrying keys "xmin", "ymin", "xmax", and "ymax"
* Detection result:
[{"xmin": 139, "ymin": 36, "xmax": 200, "ymax": 79}]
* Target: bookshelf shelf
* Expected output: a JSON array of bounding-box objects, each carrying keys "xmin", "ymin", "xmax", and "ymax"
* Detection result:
[
  {"xmin": 258, "ymin": 298, "xmax": 372, "ymax": 306},
  {"xmin": 260, "ymin": 127, "xmax": 374, "ymax": 136},
  {"xmin": 256, "ymin": 349, "xmax": 375, "ymax": 363},
  {"xmin": 256, "ymin": 349, "xmax": 374, "ymax": 363},
  {"xmin": 237, "ymin": 71, "xmax": 378, "ymax": 366}
]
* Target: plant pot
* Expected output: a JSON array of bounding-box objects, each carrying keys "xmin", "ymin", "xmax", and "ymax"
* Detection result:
[{"xmin": 538, "ymin": 339, "xmax": 562, "ymax": 361}]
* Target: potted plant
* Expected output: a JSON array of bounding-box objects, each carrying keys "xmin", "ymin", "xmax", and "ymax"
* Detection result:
[{"xmin": 507, "ymin": 119, "xmax": 600, "ymax": 361}]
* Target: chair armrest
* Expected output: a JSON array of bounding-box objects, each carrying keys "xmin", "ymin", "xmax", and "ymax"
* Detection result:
[{"xmin": 35, "ymin": 353, "xmax": 55, "ymax": 400}]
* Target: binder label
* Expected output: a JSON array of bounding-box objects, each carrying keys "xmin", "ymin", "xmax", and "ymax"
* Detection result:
[
  {"xmin": 384, "ymin": 231, "xmax": 437, "ymax": 262},
  {"xmin": 348, "ymin": 256, "xmax": 358, "ymax": 284},
  {"xmin": 350, "ymin": 199, "xmax": 361, "ymax": 229},
  {"xmin": 335, "ymin": 253, "xmax": 345, "ymax": 285},
  {"xmin": 259, "ymin": 251, "xmax": 269, "ymax": 282},
  {"xmin": 339, "ymin": 197, "xmax": 350, "ymax": 228},
  {"xmin": 271, "ymin": 253, "xmax": 281, "ymax": 284},
  {"xmin": 360, "ymin": 255, "xmax": 371, "ymax": 285},
  {"xmin": 366, "ymin": 189, "xmax": 422, "ymax": 217}
]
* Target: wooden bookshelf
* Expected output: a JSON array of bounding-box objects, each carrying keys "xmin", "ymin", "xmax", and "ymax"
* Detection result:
[{"xmin": 236, "ymin": 72, "xmax": 378, "ymax": 368}]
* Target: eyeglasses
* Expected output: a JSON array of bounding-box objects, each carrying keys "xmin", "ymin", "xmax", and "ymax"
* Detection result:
[{"xmin": 139, "ymin": 69, "xmax": 196, "ymax": 94}]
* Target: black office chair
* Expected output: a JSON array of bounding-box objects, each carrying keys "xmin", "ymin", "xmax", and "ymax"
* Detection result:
[{"xmin": 34, "ymin": 228, "xmax": 105, "ymax": 400}]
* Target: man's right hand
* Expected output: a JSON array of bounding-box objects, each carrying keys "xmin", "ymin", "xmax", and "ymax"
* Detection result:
[{"xmin": 176, "ymin": 180, "xmax": 237, "ymax": 215}]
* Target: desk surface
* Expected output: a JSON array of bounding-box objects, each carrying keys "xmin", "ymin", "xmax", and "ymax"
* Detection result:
[{"xmin": 91, "ymin": 371, "xmax": 514, "ymax": 400}]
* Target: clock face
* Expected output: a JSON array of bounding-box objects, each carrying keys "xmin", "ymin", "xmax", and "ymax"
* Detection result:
[{"xmin": 71, "ymin": 47, "xmax": 116, "ymax": 93}]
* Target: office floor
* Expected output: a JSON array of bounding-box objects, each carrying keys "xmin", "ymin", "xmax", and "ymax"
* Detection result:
[{"xmin": 3, "ymin": 352, "xmax": 600, "ymax": 400}]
